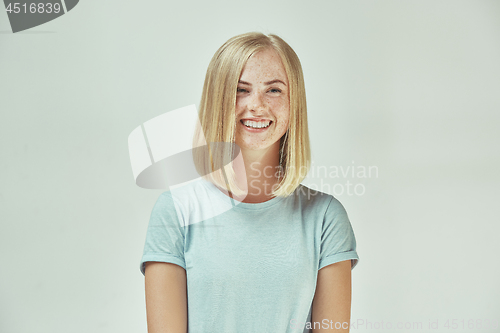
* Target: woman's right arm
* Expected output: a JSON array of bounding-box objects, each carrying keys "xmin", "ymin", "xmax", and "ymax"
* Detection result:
[{"xmin": 144, "ymin": 261, "xmax": 188, "ymax": 333}]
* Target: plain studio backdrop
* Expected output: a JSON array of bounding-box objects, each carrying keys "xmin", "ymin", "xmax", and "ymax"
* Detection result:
[{"xmin": 1, "ymin": 1, "xmax": 499, "ymax": 332}]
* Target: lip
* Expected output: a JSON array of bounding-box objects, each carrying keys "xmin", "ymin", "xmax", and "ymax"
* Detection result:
[{"xmin": 239, "ymin": 119, "xmax": 273, "ymax": 132}]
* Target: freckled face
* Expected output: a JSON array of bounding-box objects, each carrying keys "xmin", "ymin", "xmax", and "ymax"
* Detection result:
[{"xmin": 235, "ymin": 48, "xmax": 290, "ymax": 151}]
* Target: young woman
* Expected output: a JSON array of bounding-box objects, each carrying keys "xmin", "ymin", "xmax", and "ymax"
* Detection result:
[{"xmin": 140, "ymin": 32, "xmax": 359, "ymax": 333}]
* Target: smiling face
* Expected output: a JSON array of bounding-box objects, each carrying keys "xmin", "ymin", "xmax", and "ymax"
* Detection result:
[{"xmin": 235, "ymin": 48, "xmax": 290, "ymax": 152}]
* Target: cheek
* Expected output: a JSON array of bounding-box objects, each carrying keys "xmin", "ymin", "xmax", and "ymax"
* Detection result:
[
  {"xmin": 235, "ymin": 99, "xmax": 243, "ymax": 114},
  {"xmin": 279, "ymin": 117, "xmax": 290, "ymax": 134},
  {"xmin": 270, "ymin": 99, "xmax": 289, "ymax": 124}
]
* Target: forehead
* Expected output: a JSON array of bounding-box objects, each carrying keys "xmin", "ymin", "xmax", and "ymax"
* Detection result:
[{"xmin": 239, "ymin": 48, "xmax": 288, "ymax": 84}]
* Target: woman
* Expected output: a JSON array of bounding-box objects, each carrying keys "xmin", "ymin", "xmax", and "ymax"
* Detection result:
[{"xmin": 140, "ymin": 32, "xmax": 359, "ymax": 333}]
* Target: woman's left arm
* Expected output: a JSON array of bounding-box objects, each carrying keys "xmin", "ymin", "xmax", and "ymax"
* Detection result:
[{"xmin": 311, "ymin": 260, "xmax": 352, "ymax": 332}]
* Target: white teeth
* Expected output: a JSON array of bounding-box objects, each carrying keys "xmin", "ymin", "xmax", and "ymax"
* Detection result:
[{"xmin": 242, "ymin": 120, "xmax": 271, "ymax": 129}]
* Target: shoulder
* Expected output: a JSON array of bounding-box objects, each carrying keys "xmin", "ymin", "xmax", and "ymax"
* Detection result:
[
  {"xmin": 156, "ymin": 178, "xmax": 214, "ymax": 208},
  {"xmin": 293, "ymin": 183, "xmax": 340, "ymax": 211},
  {"xmin": 155, "ymin": 179, "xmax": 233, "ymax": 227},
  {"xmin": 292, "ymin": 183, "xmax": 351, "ymax": 222}
]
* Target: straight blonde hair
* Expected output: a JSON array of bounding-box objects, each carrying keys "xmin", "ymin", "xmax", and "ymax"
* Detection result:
[{"xmin": 193, "ymin": 32, "xmax": 310, "ymax": 197}]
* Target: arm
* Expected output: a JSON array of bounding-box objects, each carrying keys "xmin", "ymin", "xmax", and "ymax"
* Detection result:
[
  {"xmin": 311, "ymin": 260, "xmax": 352, "ymax": 332},
  {"xmin": 144, "ymin": 262, "xmax": 188, "ymax": 333}
]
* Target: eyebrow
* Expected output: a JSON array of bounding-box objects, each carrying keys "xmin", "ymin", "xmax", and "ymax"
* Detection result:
[{"xmin": 238, "ymin": 79, "xmax": 287, "ymax": 86}]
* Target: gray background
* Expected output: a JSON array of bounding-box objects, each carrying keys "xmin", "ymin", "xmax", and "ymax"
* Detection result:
[{"xmin": 1, "ymin": 0, "xmax": 499, "ymax": 332}]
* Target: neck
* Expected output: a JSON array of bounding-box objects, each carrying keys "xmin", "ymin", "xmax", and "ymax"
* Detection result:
[{"xmin": 232, "ymin": 142, "xmax": 282, "ymax": 203}]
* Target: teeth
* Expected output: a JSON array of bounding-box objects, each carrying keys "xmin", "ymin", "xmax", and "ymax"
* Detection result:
[{"xmin": 242, "ymin": 120, "xmax": 271, "ymax": 129}]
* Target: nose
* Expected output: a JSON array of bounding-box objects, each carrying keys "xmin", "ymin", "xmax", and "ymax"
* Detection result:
[{"xmin": 248, "ymin": 91, "xmax": 265, "ymax": 112}]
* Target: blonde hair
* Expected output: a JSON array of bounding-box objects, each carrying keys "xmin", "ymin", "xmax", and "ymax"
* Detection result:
[{"xmin": 193, "ymin": 32, "xmax": 310, "ymax": 197}]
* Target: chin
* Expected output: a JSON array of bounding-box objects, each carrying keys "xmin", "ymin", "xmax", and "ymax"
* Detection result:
[{"xmin": 237, "ymin": 139, "xmax": 280, "ymax": 152}]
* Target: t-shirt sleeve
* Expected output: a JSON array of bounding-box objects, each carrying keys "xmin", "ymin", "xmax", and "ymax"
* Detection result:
[
  {"xmin": 318, "ymin": 197, "xmax": 359, "ymax": 270},
  {"xmin": 139, "ymin": 191, "xmax": 186, "ymax": 275}
]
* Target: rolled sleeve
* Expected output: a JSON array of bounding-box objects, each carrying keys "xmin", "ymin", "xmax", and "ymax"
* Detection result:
[
  {"xmin": 140, "ymin": 191, "xmax": 186, "ymax": 275},
  {"xmin": 318, "ymin": 197, "xmax": 359, "ymax": 270}
]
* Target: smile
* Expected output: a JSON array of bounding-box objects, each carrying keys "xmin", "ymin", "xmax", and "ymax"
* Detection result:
[{"xmin": 241, "ymin": 119, "xmax": 272, "ymax": 129}]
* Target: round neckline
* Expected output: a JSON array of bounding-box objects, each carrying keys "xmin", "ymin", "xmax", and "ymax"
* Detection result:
[{"xmin": 199, "ymin": 178, "xmax": 286, "ymax": 210}]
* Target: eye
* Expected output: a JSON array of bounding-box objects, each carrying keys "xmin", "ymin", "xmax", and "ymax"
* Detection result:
[
  {"xmin": 268, "ymin": 88, "xmax": 282, "ymax": 93},
  {"xmin": 237, "ymin": 88, "xmax": 248, "ymax": 93}
]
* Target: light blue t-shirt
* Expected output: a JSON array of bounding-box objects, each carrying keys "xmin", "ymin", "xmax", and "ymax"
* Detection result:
[{"xmin": 140, "ymin": 178, "xmax": 359, "ymax": 333}]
